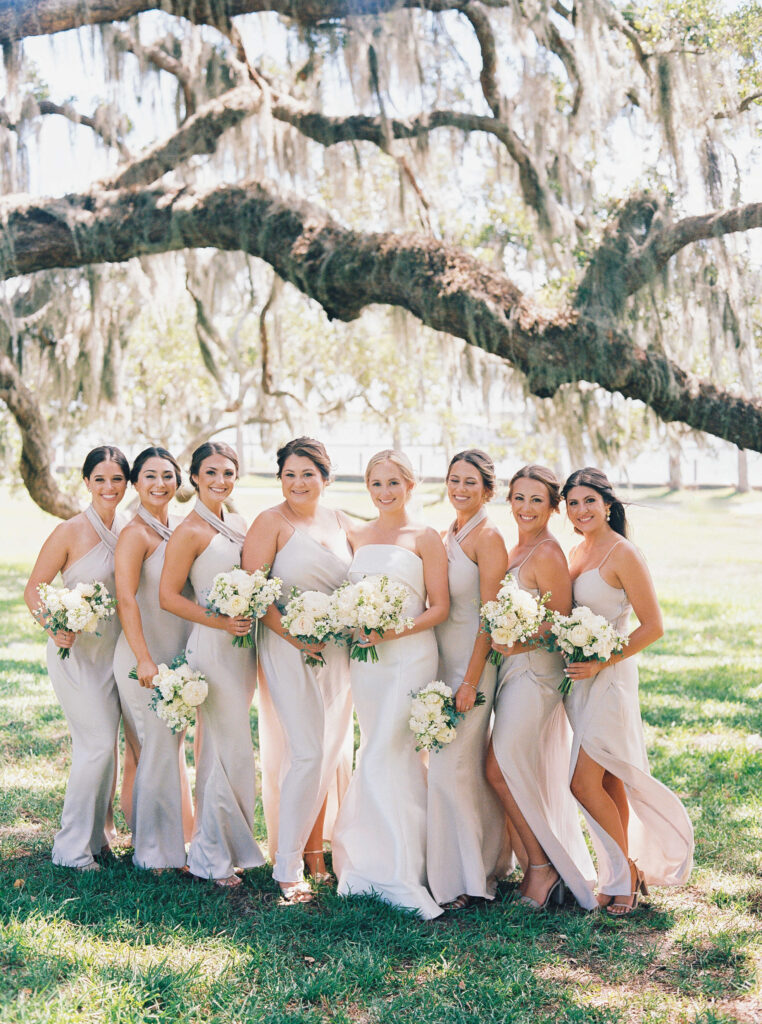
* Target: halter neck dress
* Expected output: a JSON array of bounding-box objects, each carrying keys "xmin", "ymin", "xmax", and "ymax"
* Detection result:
[
  {"xmin": 427, "ymin": 510, "xmax": 512, "ymax": 904},
  {"xmin": 568, "ymin": 541, "xmax": 694, "ymax": 895},
  {"xmin": 183, "ymin": 501, "xmax": 265, "ymax": 879},
  {"xmin": 492, "ymin": 539, "xmax": 597, "ymax": 909},
  {"xmin": 333, "ymin": 544, "xmax": 442, "ymax": 920},
  {"xmin": 113, "ymin": 507, "xmax": 194, "ymax": 869},
  {"xmin": 48, "ymin": 505, "xmax": 125, "ymax": 868},
  {"xmin": 257, "ymin": 509, "xmax": 353, "ymax": 883}
]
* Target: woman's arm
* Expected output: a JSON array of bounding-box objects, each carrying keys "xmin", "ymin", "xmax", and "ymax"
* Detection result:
[
  {"xmin": 159, "ymin": 523, "xmax": 252, "ymax": 638},
  {"xmin": 565, "ymin": 544, "xmax": 662, "ymax": 681},
  {"xmin": 241, "ymin": 511, "xmax": 323, "ymax": 654},
  {"xmin": 491, "ymin": 544, "xmax": 572, "ymax": 658},
  {"xmin": 23, "ymin": 523, "xmax": 76, "ymax": 650},
  {"xmin": 456, "ymin": 527, "xmax": 508, "ymax": 712},
  {"xmin": 115, "ymin": 526, "xmax": 157, "ymax": 686}
]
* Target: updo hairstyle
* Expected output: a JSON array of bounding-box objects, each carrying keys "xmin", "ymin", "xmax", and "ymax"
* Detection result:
[
  {"xmin": 508, "ymin": 464, "xmax": 561, "ymax": 511},
  {"xmin": 364, "ymin": 449, "xmax": 416, "ymax": 487},
  {"xmin": 189, "ymin": 442, "xmax": 239, "ymax": 492},
  {"xmin": 130, "ymin": 446, "xmax": 182, "ymax": 487},
  {"xmin": 446, "ymin": 449, "xmax": 496, "ymax": 501},
  {"xmin": 276, "ymin": 437, "xmax": 332, "ymax": 482},
  {"xmin": 561, "ymin": 467, "xmax": 629, "ymax": 538},
  {"xmin": 81, "ymin": 445, "xmax": 130, "ymax": 481}
]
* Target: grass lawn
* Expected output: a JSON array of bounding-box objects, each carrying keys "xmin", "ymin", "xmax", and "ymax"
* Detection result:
[{"xmin": 1, "ymin": 485, "xmax": 760, "ymax": 1023}]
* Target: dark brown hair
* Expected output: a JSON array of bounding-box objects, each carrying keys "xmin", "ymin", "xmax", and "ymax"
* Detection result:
[
  {"xmin": 446, "ymin": 450, "xmax": 496, "ymax": 500},
  {"xmin": 562, "ymin": 467, "xmax": 628, "ymax": 538},
  {"xmin": 82, "ymin": 446, "xmax": 129, "ymax": 481},
  {"xmin": 130, "ymin": 446, "xmax": 182, "ymax": 487},
  {"xmin": 276, "ymin": 437, "xmax": 332, "ymax": 482},
  {"xmin": 508, "ymin": 464, "xmax": 561, "ymax": 511},
  {"xmin": 189, "ymin": 442, "xmax": 239, "ymax": 492}
]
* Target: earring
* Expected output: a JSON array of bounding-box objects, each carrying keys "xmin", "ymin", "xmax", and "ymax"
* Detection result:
[{"xmin": 605, "ymin": 507, "xmax": 611, "ymax": 522}]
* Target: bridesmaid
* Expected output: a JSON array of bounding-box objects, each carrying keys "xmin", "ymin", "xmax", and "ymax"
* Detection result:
[
  {"xmin": 113, "ymin": 446, "xmax": 194, "ymax": 871},
  {"xmin": 242, "ymin": 437, "xmax": 353, "ymax": 903},
  {"xmin": 427, "ymin": 450, "xmax": 512, "ymax": 910},
  {"xmin": 333, "ymin": 450, "xmax": 449, "ymax": 920},
  {"xmin": 23, "ymin": 445, "xmax": 130, "ymax": 869},
  {"xmin": 486, "ymin": 465, "xmax": 597, "ymax": 911},
  {"xmin": 562, "ymin": 467, "xmax": 693, "ymax": 915},
  {"xmin": 159, "ymin": 441, "xmax": 265, "ymax": 887}
]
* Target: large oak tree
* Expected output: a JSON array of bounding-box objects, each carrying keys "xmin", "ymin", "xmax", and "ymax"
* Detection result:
[{"xmin": 1, "ymin": 0, "xmax": 761, "ymax": 515}]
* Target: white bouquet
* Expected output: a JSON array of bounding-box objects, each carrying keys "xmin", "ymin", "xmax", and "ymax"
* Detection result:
[
  {"xmin": 280, "ymin": 587, "xmax": 346, "ymax": 668},
  {"xmin": 329, "ymin": 574, "xmax": 415, "ymax": 663},
  {"xmin": 130, "ymin": 654, "xmax": 207, "ymax": 733},
  {"xmin": 545, "ymin": 606, "xmax": 629, "ymax": 695},
  {"xmin": 408, "ymin": 680, "xmax": 486, "ymax": 752},
  {"xmin": 36, "ymin": 580, "xmax": 117, "ymax": 659},
  {"xmin": 480, "ymin": 574, "xmax": 549, "ymax": 666},
  {"xmin": 206, "ymin": 566, "xmax": 282, "ymax": 647}
]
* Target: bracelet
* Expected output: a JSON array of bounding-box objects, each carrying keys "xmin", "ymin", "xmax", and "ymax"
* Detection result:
[{"xmin": 461, "ymin": 682, "xmax": 477, "ymax": 691}]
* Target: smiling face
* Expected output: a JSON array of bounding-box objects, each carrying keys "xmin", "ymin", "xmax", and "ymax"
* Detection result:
[
  {"xmin": 280, "ymin": 454, "xmax": 326, "ymax": 508},
  {"xmin": 84, "ymin": 459, "xmax": 128, "ymax": 512},
  {"xmin": 447, "ymin": 459, "xmax": 487, "ymax": 518},
  {"xmin": 367, "ymin": 459, "xmax": 414, "ymax": 512},
  {"xmin": 135, "ymin": 457, "xmax": 178, "ymax": 511},
  {"xmin": 193, "ymin": 454, "xmax": 237, "ymax": 504},
  {"xmin": 565, "ymin": 485, "xmax": 610, "ymax": 534},
  {"xmin": 510, "ymin": 476, "xmax": 553, "ymax": 533}
]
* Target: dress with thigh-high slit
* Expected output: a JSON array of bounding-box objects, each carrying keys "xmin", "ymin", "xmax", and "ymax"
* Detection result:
[
  {"xmin": 426, "ymin": 510, "xmax": 513, "ymax": 904},
  {"xmin": 333, "ymin": 544, "xmax": 442, "ymax": 919},
  {"xmin": 492, "ymin": 540, "xmax": 597, "ymax": 910},
  {"xmin": 257, "ymin": 510, "xmax": 353, "ymax": 883},
  {"xmin": 113, "ymin": 508, "xmax": 195, "ymax": 869},
  {"xmin": 567, "ymin": 542, "xmax": 693, "ymax": 895},
  {"xmin": 183, "ymin": 501, "xmax": 265, "ymax": 879},
  {"xmin": 46, "ymin": 506, "xmax": 124, "ymax": 868}
]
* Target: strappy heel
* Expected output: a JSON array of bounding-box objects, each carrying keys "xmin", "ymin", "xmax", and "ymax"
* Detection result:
[
  {"xmin": 303, "ymin": 849, "xmax": 333, "ymax": 885},
  {"xmin": 518, "ymin": 862, "xmax": 566, "ymax": 910},
  {"xmin": 605, "ymin": 860, "xmax": 648, "ymax": 917}
]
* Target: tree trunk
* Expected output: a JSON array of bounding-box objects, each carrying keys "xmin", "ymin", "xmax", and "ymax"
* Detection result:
[
  {"xmin": 737, "ymin": 448, "xmax": 749, "ymax": 493},
  {"xmin": 668, "ymin": 450, "xmax": 682, "ymax": 491}
]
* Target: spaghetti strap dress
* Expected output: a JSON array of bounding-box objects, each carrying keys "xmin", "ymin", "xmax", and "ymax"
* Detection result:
[
  {"xmin": 492, "ymin": 540, "xmax": 597, "ymax": 909},
  {"xmin": 184, "ymin": 501, "xmax": 265, "ymax": 879},
  {"xmin": 47, "ymin": 506, "xmax": 124, "ymax": 868},
  {"xmin": 257, "ymin": 510, "xmax": 353, "ymax": 883},
  {"xmin": 333, "ymin": 544, "xmax": 443, "ymax": 919},
  {"xmin": 113, "ymin": 508, "xmax": 195, "ymax": 869},
  {"xmin": 567, "ymin": 542, "xmax": 694, "ymax": 895},
  {"xmin": 426, "ymin": 510, "xmax": 512, "ymax": 904}
]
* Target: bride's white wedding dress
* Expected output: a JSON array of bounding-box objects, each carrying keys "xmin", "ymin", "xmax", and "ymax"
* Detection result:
[{"xmin": 333, "ymin": 544, "xmax": 442, "ymax": 919}]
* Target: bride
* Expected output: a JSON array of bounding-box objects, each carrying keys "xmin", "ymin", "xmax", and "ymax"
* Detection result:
[{"xmin": 332, "ymin": 449, "xmax": 449, "ymax": 919}]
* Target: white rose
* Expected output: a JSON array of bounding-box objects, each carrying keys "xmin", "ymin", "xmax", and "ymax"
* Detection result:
[
  {"xmin": 182, "ymin": 678, "xmax": 208, "ymax": 707},
  {"xmin": 568, "ymin": 625, "xmax": 591, "ymax": 647}
]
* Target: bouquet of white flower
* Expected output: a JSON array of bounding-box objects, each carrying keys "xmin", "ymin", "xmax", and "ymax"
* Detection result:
[
  {"xmin": 545, "ymin": 606, "xmax": 629, "ymax": 695},
  {"xmin": 280, "ymin": 587, "xmax": 346, "ymax": 667},
  {"xmin": 36, "ymin": 580, "xmax": 117, "ymax": 659},
  {"xmin": 408, "ymin": 680, "xmax": 486, "ymax": 752},
  {"xmin": 480, "ymin": 574, "xmax": 550, "ymax": 666},
  {"xmin": 206, "ymin": 566, "xmax": 282, "ymax": 647},
  {"xmin": 329, "ymin": 574, "xmax": 415, "ymax": 663},
  {"xmin": 130, "ymin": 654, "xmax": 207, "ymax": 733}
]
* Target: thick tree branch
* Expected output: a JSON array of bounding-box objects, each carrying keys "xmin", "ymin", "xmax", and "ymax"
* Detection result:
[
  {"xmin": 0, "ymin": 352, "xmax": 80, "ymax": 518},
  {"xmin": 577, "ymin": 192, "xmax": 762, "ymax": 315},
  {"xmin": 1, "ymin": 180, "xmax": 761, "ymax": 451},
  {"xmin": 460, "ymin": 3, "xmax": 500, "ymax": 118},
  {"xmin": 0, "ymin": 0, "xmax": 505, "ymax": 42}
]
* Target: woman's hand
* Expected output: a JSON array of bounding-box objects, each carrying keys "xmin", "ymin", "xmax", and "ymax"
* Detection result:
[
  {"xmin": 50, "ymin": 629, "xmax": 76, "ymax": 650},
  {"xmin": 564, "ymin": 658, "xmax": 606, "ymax": 681},
  {"xmin": 288, "ymin": 636, "xmax": 326, "ymax": 658},
  {"xmin": 217, "ymin": 614, "xmax": 254, "ymax": 638},
  {"xmin": 136, "ymin": 657, "xmax": 159, "ymax": 688},
  {"xmin": 354, "ymin": 629, "xmax": 386, "ymax": 648},
  {"xmin": 456, "ymin": 681, "xmax": 478, "ymax": 712},
  {"xmin": 491, "ymin": 640, "xmax": 513, "ymax": 658}
]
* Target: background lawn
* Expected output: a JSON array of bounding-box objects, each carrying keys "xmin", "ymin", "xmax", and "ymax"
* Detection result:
[{"xmin": 1, "ymin": 484, "xmax": 760, "ymax": 1023}]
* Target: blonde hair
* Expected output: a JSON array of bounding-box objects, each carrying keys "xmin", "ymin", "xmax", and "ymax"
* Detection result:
[{"xmin": 364, "ymin": 449, "xmax": 416, "ymax": 487}]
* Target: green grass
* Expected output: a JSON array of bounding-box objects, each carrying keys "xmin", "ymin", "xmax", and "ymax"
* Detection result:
[{"xmin": 1, "ymin": 488, "xmax": 761, "ymax": 1023}]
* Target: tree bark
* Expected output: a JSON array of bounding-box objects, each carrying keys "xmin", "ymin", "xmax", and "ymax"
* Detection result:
[
  {"xmin": 0, "ymin": 353, "xmax": 80, "ymax": 519},
  {"xmin": 2, "ymin": 180, "xmax": 762, "ymax": 454}
]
